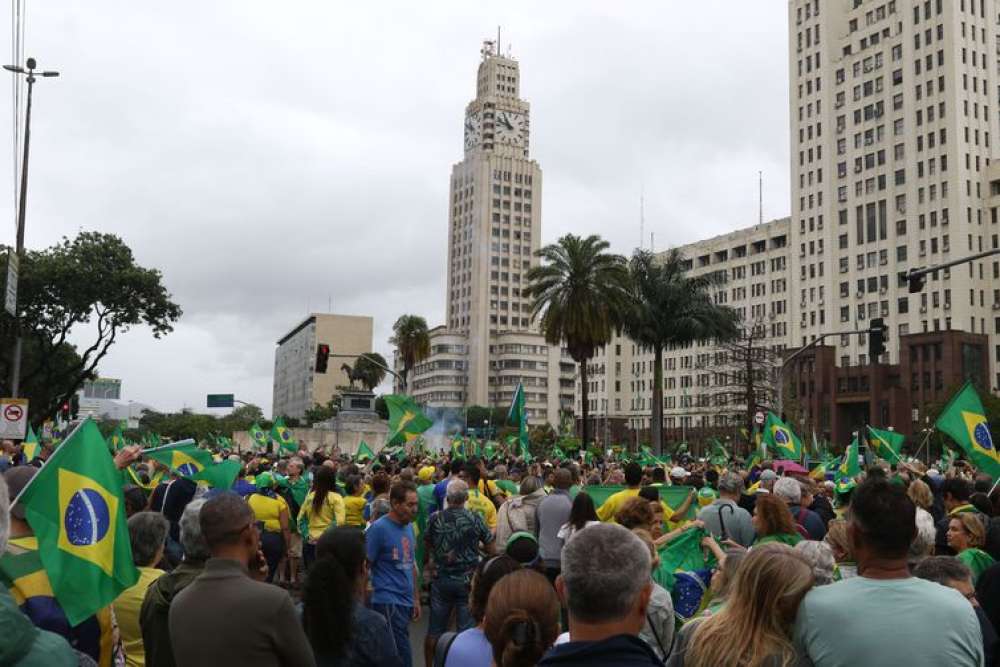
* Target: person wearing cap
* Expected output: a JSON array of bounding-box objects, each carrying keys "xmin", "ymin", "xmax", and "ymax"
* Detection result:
[
  {"xmin": 1, "ymin": 466, "xmax": 122, "ymax": 665},
  {"xmin": 698, "ymin": 473, "xmax": 755, "ymax": 548},
  {"xmin": 246, "ymin": 471, "xmax": 291, "ymax": 583}
]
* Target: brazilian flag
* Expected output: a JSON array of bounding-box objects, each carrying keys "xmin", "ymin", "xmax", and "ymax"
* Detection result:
[
  {"xmin": 762, "ymin": 412, "xmax": 803, "ymax": 460},
  {"xmin": 385, "ymin": 395, "xmax": 433, "ymax": 446},
  {"xmin": 106, "ymin": 423, "xmax": 126, "ymax": 452},
  {"xmin": 835, "ymin": 435, "xmax": 861, "ymax": 493},
  {"xmin": 270, "ymin": 417, "xmax": 298, "ymax": 454},
  {"xmin": 355, "ymin": 440, "xmax": 376, "ymax": 463},
  {"xmin": 867, "ymin": 425, "xmax": 904, "ymax": 463},
  {"xmin": 935, "ymin": 380, "xmax": 1000, "ymax": 479},
  {"xmin": 248, "ymin": 422, "xmax": 269, "ymax": 450},
  {"xmin": 22, "ymin": 425, "xmax": 40, "ymax": 462},
  {"xmin": 16, "ymin": 419, "xmax": 138, "ymax": 625},
  {"xmin": 143, "ymin": 441, "xmax": 214, "ymax": 478}
]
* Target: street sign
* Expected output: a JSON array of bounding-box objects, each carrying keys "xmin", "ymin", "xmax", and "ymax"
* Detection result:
[
  {"xmin": 754, "ymin": 410, "xmax": 765, "ymax": 425},
  {"xmin": 206, "ymin": 394, "xmax": 235, "ymax": 408},
  {"xmin": 0, "ymin": 398, "xmax": 28, "ymax": 439},
  {"xmin": 4, "ymin": 252, "xmax": 18, "ymax": 317}
]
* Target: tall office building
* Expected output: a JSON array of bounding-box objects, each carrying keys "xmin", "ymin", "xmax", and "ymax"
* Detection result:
[
  {"xmin": 789, "ymin": 0, "xmax": 999, "ymax": 371},
  {"xmin": 401, "ymin": 41, "xmax": 576, "ymax": 424}
]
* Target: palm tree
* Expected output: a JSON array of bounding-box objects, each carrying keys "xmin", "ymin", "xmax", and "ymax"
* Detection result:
[
  {"xmin": 524, "ymin": 234, "xmax": 631, "ymax": 449},
  {"xmin": 390, "ymin": 314, "xmax": 430, "ymax": 392},
  {"xmin": 623, "ymin": 249, "xmax": 740, "ymax": 455},
  {"xmin": 354, "ymin": 353, "xmax": 389, "ymax": 392}
]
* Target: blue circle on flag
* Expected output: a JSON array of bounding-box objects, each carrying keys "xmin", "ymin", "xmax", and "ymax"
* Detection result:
[
  {"xmin": 64, "ymin": 488, "xmax": 111, "ymax": 546},
  {"xmin": 774, "ymin": 430, "xmax": 788, "ymax": 445},
  {"xmin": 177, "ymin": 463, "xmax": 200, "ymax": 477},
  {"xmin": 974, "ymin": 423, "xmax": 994, "ymax": 451}
]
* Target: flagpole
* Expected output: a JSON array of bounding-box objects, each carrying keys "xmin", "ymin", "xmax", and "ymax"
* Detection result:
[
  {"xmin": 10, "ymin": 418, "xmax": 89, "ymax": 508},
  {"xmin": 989, "ymin": 476, "xmax": 1000, "ymax": 498},
  {"xmin": 138, "ymin": 438, "xmax": 197, "ymax": 455},
  {"xmin": 911, "ymin": 429, "xmax": 933, "ymax": 464}
]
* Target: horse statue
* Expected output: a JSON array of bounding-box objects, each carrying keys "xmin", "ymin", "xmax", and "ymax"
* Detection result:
[{"xmin": 340, "ymin": 363, "xmax": 366, "ymax": 390}]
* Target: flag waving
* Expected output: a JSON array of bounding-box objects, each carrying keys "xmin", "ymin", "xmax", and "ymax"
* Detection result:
[
  {"xmin": 867, "ymin": 426, "xmax": 903, "ymax": 462},
  {"xmin": 508, "ymin": 383, "xmax": 529, "ymax": 458},
  {"xmin": 270, "ymin": 417, "xmax": 298, "ymax": 454},
  {"xmin": 355, "ymin": 440, "xmax": 376, "ymax": 463},
  {"xmin": 106, "ymin": 423, "xmax": 126, "ymax": 453},
  {"xmin": 762, "ymin": 412, "xmax": 803, "ymax": 460},
  {"xmin": 16, "ymin": 420, "xmax": 138, "ymax": 625},
  {"xmin": 935, "ymin": 380, "xmax": 1000, "ymax": 480},
  {"xmin": 836, "ymin": 435, "xmax": 861, "ymax": 493},
  {"xmin": 248, "ymin": 422, "xmax": 269, "ymax": 451},
  {"xmin": 144, "ymin": 441, "xmax": 214, "ymax": 478},
  {"xmin": 22, "ymin": 425, "xmax": 40, "ymax": 462},
  {"xmin": 384, "ymin": 394, "xmax": 433, "ymax": 446}
]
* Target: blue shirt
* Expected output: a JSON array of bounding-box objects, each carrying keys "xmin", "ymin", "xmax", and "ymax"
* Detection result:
[
  {"xmin": 445, "ymin": 627, "xmax": 493, "ymax": 667},
  {"xmin": 433, "ymin": 477, "xmax": 453, "ymax": 512},
  {"xmin": 366, "ymin": 515, "xmax": 416, "ymax": 606}
]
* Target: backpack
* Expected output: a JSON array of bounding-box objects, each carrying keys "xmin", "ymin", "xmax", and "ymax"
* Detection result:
[{"xmin": 794, "ymin": 507, "xmax": 812, "ymax": 540}]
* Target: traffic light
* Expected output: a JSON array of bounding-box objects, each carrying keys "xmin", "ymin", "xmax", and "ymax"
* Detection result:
[
  {"xmin": 315, "ymin": 344, "xmax": 330, "ymax": 373},
  {"xmin": 868, "ymin": 318, "xmax": 887, "ymax": 363},
  {"xmin": 907, "ymin": 269, "xmax": 927, "ymax": 293},
  {"xmin": 60, "ymin": 401, "xmax": 70, "ymax": 420},
  {"xmin": 69, "ymin": 394, "xmax": 79, "ymax": 420}
]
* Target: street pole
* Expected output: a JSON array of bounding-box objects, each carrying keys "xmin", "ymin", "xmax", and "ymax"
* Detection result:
[{"xmin": 4, "ymin": 58, "xmax": 58, "ymax": 397}]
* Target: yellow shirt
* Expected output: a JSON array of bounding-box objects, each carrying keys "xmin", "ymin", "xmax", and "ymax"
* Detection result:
[
  {"xmin": 298, "ymin": 491, "xmax": 346, "ymax": 540},
  {"xmin": 343, "ymin": 495, "xmax": 367, "ymax": 527},
  {"xmin": 247, "ymin": 493, "xmax": 288, "ymax": 533},
  {"xmin": 466, "ymin": 489, "xmax": 498, "ymax": 530},
  {"xmin": 597, "ymin": 488, "xmax": 640, "ymax": 522},
  {"xmin": 477, "ymin": 478, "xmax": 502, "ymax": 499},
  {"xmin": 114, "ymin": 566, "xmax": 165, "ymax": 667}
]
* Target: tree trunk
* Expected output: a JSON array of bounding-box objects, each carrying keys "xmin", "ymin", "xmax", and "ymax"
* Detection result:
[
  {"xmin": 652, "ymin": 345, "xmax": 664, "ymax": 456},
  {"xmin": 580, "ymin": 359, "xmax": 590, "ymax": 449}
]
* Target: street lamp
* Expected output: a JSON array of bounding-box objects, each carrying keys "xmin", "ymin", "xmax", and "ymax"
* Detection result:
[{"xmin": 4, "ymin": 58, "xmax": 59, "ymax": 397}]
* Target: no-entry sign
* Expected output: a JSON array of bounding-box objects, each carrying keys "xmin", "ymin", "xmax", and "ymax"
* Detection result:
[{"xmin": 0, "ymin": 398, "xmax": 28, "ymax": 439}]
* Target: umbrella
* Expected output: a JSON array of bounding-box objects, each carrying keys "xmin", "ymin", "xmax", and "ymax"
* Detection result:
[{"xmin": 772, "ymin": 459, "xmax": 809, "ymax": 475}]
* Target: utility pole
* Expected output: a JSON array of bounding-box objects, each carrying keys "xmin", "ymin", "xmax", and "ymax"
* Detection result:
[{"xmin": 4, "ymin": 58, "xmax": 59, "ymax": 396}]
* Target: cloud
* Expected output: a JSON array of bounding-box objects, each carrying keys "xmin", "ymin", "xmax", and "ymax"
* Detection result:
[{"xmin": 3, "ymin": 0, "xmax": 788, "ymax": 415}]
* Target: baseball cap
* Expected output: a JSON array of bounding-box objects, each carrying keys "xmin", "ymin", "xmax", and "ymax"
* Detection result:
[
  {"xmin": 4, "ymin": 466, "xmax": 37, "ymax": 520},
  {"xmin": 670, "ymin": 466, "xmax": 688, "ymax": 479},
  {"xmin": 697, "ymin": 486, "xmax": 717, "ymax": 507},
  {"xmin": 418, "ymin": 466, "xmax": 435, "ymax": 482}
]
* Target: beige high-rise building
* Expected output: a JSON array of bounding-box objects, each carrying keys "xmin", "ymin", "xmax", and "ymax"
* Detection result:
[
  {"xmin": 400, "ymin": 41, "xmax": 576, "ymax": 424},
  {"xmin": 788, "ymin": 0, "xmax": 998, "ymax": 375},
  {"xmin": 273, "ymin": 313, "xmax": 374, "ymax": 419}
]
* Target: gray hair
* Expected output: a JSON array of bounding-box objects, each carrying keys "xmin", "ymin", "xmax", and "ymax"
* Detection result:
[
  {"xmin": 519, "ymin": 475, "xmax": 543, "ymax": 496},
  {"xmin": 561, "ymin": 523, "xmax": 651, "ymax": 624},
  {"xmin": 127, "ymin": 512, "xmax": 169, "ymax": 567},
  {"xmin": 179, "ymin": 498, "xmax": 211, "ymax": 561},
  {"xmin": 913, "ymin": 555, "xmax": 974, "ymax": 585},
  {"xmin": 370, "ymin": 497, "xmax": 392, "ymax": 523},
  {"xmin": 0, "ymin": 474, "xmax": 8, "ymax": 553},
  {"xmin": 773, "ymin": 477, "xmax": 802, "ymax": 504},
  {"xmin": 446, "ymin": 479, "xmax": 469, "ymax": 507},
  {"xmin": 718, "ymin": 473, "xmax": 743, "ymax": 494},
  {"xmin": 794, "ymin": 540, "xmax": 836, "ymax": 586}
]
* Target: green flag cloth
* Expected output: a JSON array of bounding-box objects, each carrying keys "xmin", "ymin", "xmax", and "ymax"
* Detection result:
[
  {"xmin": 835, "ymin": 436, "xmax": 862, "ymax": 493},
  {"xmin": 483, "ymin": 441, "xmax": 497, "ymax": 461},
  {"xmin": 450, "ymin": 436, "xmax": 465, "ymax": 460},
  {"xmin": 941, "ymin": 447, "xmax": 956, "ymax": 471},
  {"xmin": 552, "ymin": 445, "xmax": 566, "ymax": 462},
  {"xmin": 935, "ymin": 380, "xmax": 1000, "ymax": 480},
  {"xmin": 16, "ymin": 419, "xmax": 138, "ymax": 625},
  {"xmin": 508, "ymin": 383, "xmax": 529, "ymax": 455},
  {"xmin": 355, "ymin": 441, "xmax": 376, "ymax": 463},
  {"xmin": 22, "ymin": 425, "xmax": 40, "ymax": 462},
  {"xmin": 192, "ymin": 460, "xmax": 240, "ymax": 490},
  {"xmin": 653, "ymin": 527, "xmax": 716, "ymax": 591},
  {"xmin": 143, "ymin": 441, "xmax": 215, "ymax": 479},
  {"xmin": 248, "ymin": 422, "xmax": 269, "ymax": 451},
  {"xmin": 867, "ymin": 426, "xmax": 904, "ymax": 463},
  {"xmin": 384, "ymin": 394, "xmax": 433, "ymax": 446},
  {"xmin": 142, "ymin": 432, "xmax": 161, "ymax": 447},
  {"xmin": 762, "ymin": 412, "xmax": 803, "ymax": 460},
  {"xmin": 270, "ymin": 417, "xmax": 298, "ymax": 454},
  {"xmin": 709, "ymin": 439, "xmax": 728, "ymax": 466},
  {"xmin": 586, "ymin": 485, "xmax": 697, "ymax": 521},
  {"xmin": 106, "ymin": 424, "xmax": 125, "ymax": 453}
]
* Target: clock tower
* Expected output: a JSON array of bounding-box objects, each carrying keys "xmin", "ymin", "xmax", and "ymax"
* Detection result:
[{"xmin": 445, "ymin": 40, "xmax": 545, "ymax": 410}]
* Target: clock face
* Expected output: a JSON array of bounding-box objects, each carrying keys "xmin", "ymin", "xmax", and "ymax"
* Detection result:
[
  {"xmin": 495, "ymin": 111, "xmax": 527, "ymax": 146},
  {"xmin": 464, "ymin": 112, "xmax": 481, "ymax": 150}
]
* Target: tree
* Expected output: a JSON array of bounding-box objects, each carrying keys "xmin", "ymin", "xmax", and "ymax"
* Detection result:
[
  {"xmin": 303, "ymin": 397, "xmax": 340, "ymax": 425},
  {"xmin": 390, "ymin": 314, "xmax": 430, "ymax": 392},
  {"xmin": 524, "ymin": 234, "xmax": 631, "ymax": 449},
  {"xmin": 623, "ymin": 249, "xmax": 739, "ymax": 455},
  {"xmin": 374, "ymin": 395, "xmax": 389, "ymax": 420},
  {"xmin": 0, "ymin": 232, "xmax": 182, "ymax": 423},
  {"xmin": 354, "ymin": 352, "xmax": 388, "ymax": 391}
]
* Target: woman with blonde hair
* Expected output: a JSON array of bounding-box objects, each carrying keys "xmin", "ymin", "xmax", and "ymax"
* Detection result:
[
  {"xmin": 666, "ymin": 543, "xmax": 814, "ymax": 667},
  {"xmin": 823, "ymin": 519, "xmax": 857, "ymax": 579},
  {"xmin": 947, "ymin": 512, "xmax": 996, "ymax": 583}
]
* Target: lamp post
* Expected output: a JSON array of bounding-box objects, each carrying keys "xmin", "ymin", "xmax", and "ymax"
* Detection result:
[{"xmin": 4, "ymin": 58, "xmax": 59, "ymax": 396}]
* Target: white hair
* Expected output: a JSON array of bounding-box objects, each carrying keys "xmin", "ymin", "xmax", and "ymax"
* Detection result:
[
  {"xmin": 561, "ymin": 523, "xmax": 651, "ymax": 624},
  {"xmin": 773, "ymin": 477, "xmax": 802, "ymax": 504},
  {"xmin": 446, "ymin": 479, "xmax": 469, "ymax": 507},
  {"xmin": 795, "ymin": 540, "xmax": 836, "ymax": 585}
]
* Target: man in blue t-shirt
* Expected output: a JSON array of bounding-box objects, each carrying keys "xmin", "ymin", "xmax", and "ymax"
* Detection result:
[
  {"xmin": 433, "ymin": 459, "xmax": 463, "ymax": 511},
  {"xmin": 367, "ymin": 480, "xmax": 421, "ymax": 667}
]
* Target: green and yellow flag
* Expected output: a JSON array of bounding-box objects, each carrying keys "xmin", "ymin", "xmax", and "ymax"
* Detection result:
[
  {"xmin": 270, "ymin": 417, "xmax": 298, "ymax": 453},
  {"xmin": 191, "ymin": 460, "xmax": 240, "ymax": 490},
  {"xmin": 836, "ymin": 435, "xmax": 861, "ymax": 493},
  {"xmin": 106, "ymin": 423, "xmax": 126, "ymax": 453},
  {"xmin": 248, "ymin": 422, "xmax": 269, "ymax": 451},
  {"xmin": 384, "ymin": 395, "xmax": 433, "ymax": 446},
  {"xmin": 355, "ymin": 440, "xmax": 376, "ymax": 463},
  {"xmin": 762, "ymin": 412, "xmax": 803, "ymax": 460},
  {"xmin": 450, "ymin": 435, "xmax": 465, "ymax": 460},
  {"xmin": 867, "ymin": 426, "xmax": 904, "ymax": 463},
  {"xmin": 22, "ymin": 425, "xmax": 40, "ymax": 462},
  {"xmin": 483, "ymin": 440, "xmax": 497, "ymax": 461},
  {"xmin": 143, "ymin": 441, "xmax": 214, "ymax": 479},
  {"xmin": 935, "ymin": 380, "xmax": 1000, "ymax": 480},
  {"xmin": 16, "ymin": 420, "xmax": 138, "ymax": 625}
]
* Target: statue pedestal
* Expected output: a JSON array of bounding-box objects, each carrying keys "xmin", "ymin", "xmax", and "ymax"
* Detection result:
[{"xmin": 340, "ymin": 390, "xmax": 377, "ymax": 415}]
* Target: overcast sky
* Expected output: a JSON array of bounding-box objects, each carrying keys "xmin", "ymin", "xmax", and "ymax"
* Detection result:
[{"xmin": 5, "ymin": 1, "xmax": 790, "ymax": 417}]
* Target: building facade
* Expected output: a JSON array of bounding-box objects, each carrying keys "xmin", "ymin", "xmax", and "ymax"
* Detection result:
[
  {"xmin": 401, "ymin": 42, "xmax": 575, "ymax": 425},
  {"xmin": 273, "ymin": 313, "xmax": 374, "ymax": 419}
]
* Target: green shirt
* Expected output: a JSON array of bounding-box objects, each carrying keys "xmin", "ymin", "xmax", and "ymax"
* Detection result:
[
  {"xmin": 754, "ymin": 532, "xmax": 802, "ymax": 547},
  {"xmin": 285, "ymin": 476, "xmax": 310, "ymax": 508}
]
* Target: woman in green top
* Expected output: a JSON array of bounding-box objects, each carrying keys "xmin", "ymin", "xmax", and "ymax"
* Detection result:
[
  {"xmin": 947, "ymin": 512, "xmax": 995, "ymax": 584},
  {"xmin": 751, "ymin": 494, "xmax": 803, "ymax": 547}
]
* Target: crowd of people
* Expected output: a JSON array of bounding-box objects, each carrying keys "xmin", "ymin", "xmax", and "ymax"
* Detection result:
[{"xmin": 2, "ymin": 439, "xmax": 1000, "ymax": 666}]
